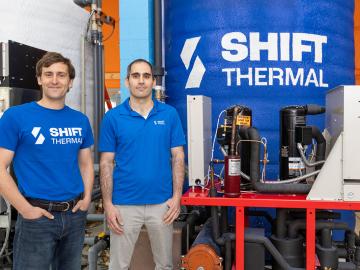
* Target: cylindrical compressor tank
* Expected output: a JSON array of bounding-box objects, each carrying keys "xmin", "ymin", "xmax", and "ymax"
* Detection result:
[
  {"xmin": 164, "ymin": 0, "xmax": 355, "ymax": 180},
  {"xmin": 279, "ymin": 106, "xmax": 307, "ymax": 180}
]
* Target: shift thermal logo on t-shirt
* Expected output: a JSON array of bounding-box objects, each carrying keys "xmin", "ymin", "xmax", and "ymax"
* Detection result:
[
  {"xmin": 31, "ymin": 127, "xmax": 45, "ymax": 144},
  {"xmin": 153, "ymin": 120, "xmax": 166, "ymax": 125},
  {"xmin": 49, "ymin": 127, "xmax": 83, "ymax": 145}
]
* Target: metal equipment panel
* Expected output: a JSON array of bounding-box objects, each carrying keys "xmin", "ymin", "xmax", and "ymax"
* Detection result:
[
  {"xmin": 0, "ymin": 40, "xmax": 46, "ymax": 89},
  {"xmin": 187, "ymin": 95, "xmax": 212, "ymax": 186}
]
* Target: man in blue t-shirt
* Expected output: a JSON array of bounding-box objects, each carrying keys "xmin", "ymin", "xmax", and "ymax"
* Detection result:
[
  {"xmin": 99, "ymin": 59, "xmax": 185, "ymax": 269},
  {"xmin": 0, "ymin": 52, "xmax": 94, "ymax": 270}
]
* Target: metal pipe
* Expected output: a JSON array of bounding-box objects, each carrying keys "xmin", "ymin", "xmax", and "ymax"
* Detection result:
[
  {"xmin": 321, "ymin": 228, "xmax": 332, "ymax": 248},
  {"xmin": 88, "ymin": 239, "xmax": 108, "ymax": 270},
  {"xmin": 230, "ymin": 107, "xmax": 239, "ymax": 156},
  {"xmin": 153, "ymin": 0, "xmax": 165, "ymax": 101},
  {"xmin": 297, "ymin": 143, "xmax": 325, "ymax": 167},
  {"xmin": 84, "ymin": 236, "xmax": 96, "ymax": 245},
  {"xmin": 91, "ymin": 0, "xmax": 104, "ymax": 164},
  {"xmin": 86, "ymin": 214, "xmax": 104, "ymax": 222},
  {"xmin": 81, "ymin": 35, "xmax": 86, "ymax": 114}
]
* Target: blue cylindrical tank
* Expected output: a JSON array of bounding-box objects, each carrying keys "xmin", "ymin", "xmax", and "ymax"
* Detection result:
[{"xmin": 164, "ymin": 0, "xmax": 355, "ymax": 179}]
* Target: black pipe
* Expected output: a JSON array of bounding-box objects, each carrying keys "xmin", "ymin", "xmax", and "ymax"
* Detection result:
[
  {"xmin": 305, "ymin": 104, "xmax": 325, "ymax": 115},
  {"xmin": 225, "ymin": 237, "xmax": 232, "ymax": 270},
  {"xmin": 185, "ymin": 210, "xmax": 200, "ymax": 251},
  {"xmin": 288, "ymin": 220, "xmax": 350, "ymax": 238},
  {"xmin": 276, "ymin": 209, "xmax": 288, "ymax": 239},
  {"xmin": 338, "ymin": 247, "xmax": 348, "ymax": 258},
  {"xmin": 321, "ymin": 228, "xmax": 332, "ymax": 248},
  {"xmin": 289, "ymin": 210, "xmax": 341, "ymax": 220},
  {"xmin": 210, "ymin": 205, "xmax": 235, "ymax": 269},
  {"xmin": 211, "ymin": 207, "xmax": 235, "ymax": 245},
  {"xmin": 153, "ymin": 0, "xmax": 165, "ymax": 100},
  {"xmin": 245, "ymin": 233, "xmax": 304, "ymax": 270},
  {"xmin": 311, "ymin": 126, "xmax": 326, "ymax": 171},
  {"xmin": 246, "ymin": 127, "xmax": 312, "ymax": 193},
  {"xmin": 221, "ymin": 206, "xmax": 228, "ymax": 234}
]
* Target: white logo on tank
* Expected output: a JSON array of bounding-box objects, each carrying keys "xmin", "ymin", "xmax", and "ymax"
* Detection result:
[{"xmin": 180, "ymin": 36, "xmax": 206, "ymax": 89}]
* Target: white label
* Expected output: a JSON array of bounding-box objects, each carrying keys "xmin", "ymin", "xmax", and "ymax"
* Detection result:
[
  {"xmin": 288, "ymin": 157, "xmax": 305, "ymax": 170},
  {"xmin": 228, "ymin": 159, "xmax": 241, "ymax": 176}
]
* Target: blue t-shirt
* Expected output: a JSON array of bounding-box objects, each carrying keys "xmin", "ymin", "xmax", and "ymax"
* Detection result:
[
  {"xmin": 99, "ymin": 99, "xmax": 185, "ymax": 205},
  {"xmin": 0, "ymin": 102, "xmax": 94, "ymax": 201}
]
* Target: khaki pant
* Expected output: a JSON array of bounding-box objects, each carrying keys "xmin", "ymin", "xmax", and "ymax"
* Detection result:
[{"xmin": 109, "ymin": 202, "xmax": 173, "ymax": 270}]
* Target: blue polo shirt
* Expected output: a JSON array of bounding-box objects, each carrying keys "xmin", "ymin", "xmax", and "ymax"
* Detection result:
[
  {"xmin": 0, "ymin": 102, "xmax": 94, "ymax": 201},
  {"xmin": 99, "ymin": 98, "xmax": 185, "ymax": 205}
]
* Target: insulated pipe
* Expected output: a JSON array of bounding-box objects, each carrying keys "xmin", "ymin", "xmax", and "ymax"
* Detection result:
[
  {"xmin": 288, "ymin": 220, "xmax": 350, "ymax": 238},
  {"xmin": 221, "ymin": 206, "xmax": 228, "ymax": 233},
  {"xmin": 312, "ymin": 126, "xmax": 326, "ymax": 171},
  {"xmin": 321, "ymin": 228, "xmax": 332, "ymax": 248},
  {"xmin": 276, "ymin": 209, "xmax": 288, "ymax": 239},
  {"xmin": 246, "ymin": 127, "xmax": 312, "ymax": 193},
  {"xmin": 245, "ymin": 233, "xmax": 304, "ymax": 270},
  {"xmin": 88, "ymin": 239, "xmax": 108, "ymax": 270},
  {"xmin": 337, "ymin": 248, "xmax": 348, "ymax": 258},
  {"xmin": 225, "ymin": 238, "xmax": 232, "ymax": 270},
  {"xmin": 153, "ymin": 0, "xmax": 165, "ymax": 101},
  {"xmin": 289, "ymin": 210, "xmax": 341, "ymax": 220},
  {"xmin": 210, "ymin": 207, "xmax": 235, "ymax": 269},
  {"xmin": 211, "ymin": 207, "xmax": 236, "ymax": 246},
  {"xmin": 185, "ymin": 210, "xmax": 200, "ymax": 251}
]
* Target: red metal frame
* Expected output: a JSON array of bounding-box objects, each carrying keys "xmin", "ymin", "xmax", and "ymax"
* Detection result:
[{"xmin": 181, "ymin": 187, "xmax": 360, "ymax": 270}]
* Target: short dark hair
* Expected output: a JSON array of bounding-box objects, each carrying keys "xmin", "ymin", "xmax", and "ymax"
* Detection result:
[
  {"xmin": 36, "ymin": 52, "xmax": 75, "ymax": 80},
  {"xmin": 126, "ymin": 59, "xmax": 154, "ymax": 78}
]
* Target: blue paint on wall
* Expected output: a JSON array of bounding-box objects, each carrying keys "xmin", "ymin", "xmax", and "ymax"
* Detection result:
[{"xmin": 120, "ymin": 0, "xmax": 154, "ymax": 102}]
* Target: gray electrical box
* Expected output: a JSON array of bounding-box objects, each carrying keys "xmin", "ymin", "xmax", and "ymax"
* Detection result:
[
  {"xmin": 307, "ymin": 85, "xmax": 360, "ymax": 201},
  {"xmin": 187, "ymin": 95, "xmax": 212, "ymax": 187}
]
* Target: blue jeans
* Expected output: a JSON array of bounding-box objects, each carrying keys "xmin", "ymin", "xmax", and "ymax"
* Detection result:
[{"xmin": 13, "ymin": 210, "xmax": 87, "ymax": 270}]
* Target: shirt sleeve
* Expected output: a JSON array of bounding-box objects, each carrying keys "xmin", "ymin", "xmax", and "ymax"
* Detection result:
[
  {"xmin": 80, "ymin": 116, "xmax": 94, "ymax": 149},
  {"xmin": 99, "ymin": 113, "xmax": 117, "ymax": 152},
  {"xmin": 170, "ymin": 109, "xmax": 186, "ymax": 148},
  {"xmin": 0, "ymin": 109, "xmax": 19, "ymax": 152}
]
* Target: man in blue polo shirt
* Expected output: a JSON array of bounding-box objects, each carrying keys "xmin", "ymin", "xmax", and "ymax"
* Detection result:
[
  {"xmin": 0, "ymin": 52, "xmax": 94, "ymax": 270},
  {"xmin": 99, "ymin": 59, "xmax": 185, "ymax": 269}
]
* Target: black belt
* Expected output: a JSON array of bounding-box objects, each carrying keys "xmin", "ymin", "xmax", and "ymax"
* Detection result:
[{"xmin": 26, "ymin": 195, "xmax": 81, "ymax": 212}]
